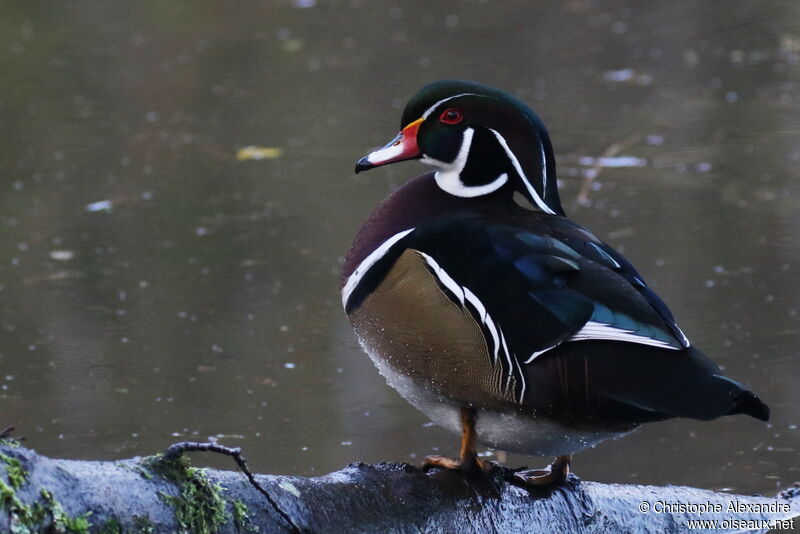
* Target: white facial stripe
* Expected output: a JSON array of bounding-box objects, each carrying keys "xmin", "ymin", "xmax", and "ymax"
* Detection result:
[
  {"xmin": 435, "ymin": 171, "xmax": 508, "ymax": 198},
  {"xmin": 421, "ymin": 127, "xmax": 473, "ymax": 174},
  {"xmin": 425, "ymin": 128, "xmax": 510, "ymax": 198},
  {"xmin": 342, "ymin": 228, "xmax": 414, "ymax": 310},
  {"xmin": 567, "ymin": 321, "xmax": 682, "ymax": 349},
  {"xmin": 421, "ymin": 93, "xmax": 479, "ymax": 120},
  {"xmin": 488, "ymin": 128, "xmax": 556, "ymax": 215}
]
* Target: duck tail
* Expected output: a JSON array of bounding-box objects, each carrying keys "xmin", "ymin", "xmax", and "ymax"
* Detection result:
[{"xmin": 726, "ymin": 389, "xmax": 770, "ymax": 422}]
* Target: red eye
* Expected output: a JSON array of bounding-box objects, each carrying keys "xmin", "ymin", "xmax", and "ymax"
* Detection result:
[{"xmin": 439, "ymin": 108, "xmax": 463, "ymax": 124}]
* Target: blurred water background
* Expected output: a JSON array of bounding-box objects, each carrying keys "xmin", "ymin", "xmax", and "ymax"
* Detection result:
[{"xmin": 0, "ymin": 0, "xmax": 798, "ymax": 495}]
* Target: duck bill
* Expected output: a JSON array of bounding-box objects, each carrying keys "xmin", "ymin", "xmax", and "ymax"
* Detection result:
[{"xmin": 355, "ymin": 118, "xmax": 423, "ymax": 173}]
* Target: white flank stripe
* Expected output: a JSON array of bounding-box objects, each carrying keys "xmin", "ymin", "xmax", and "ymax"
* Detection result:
[
  {"xmin": 568, "ymin": 321, "xmax": 680, "ymax": 349},
  {"xmin": 676, "ymin": 327, "xmax": 690, "ymax": 347},
  {"xmin": 525, "ymin": 344, "xmax": 559, "ymax": 364},
  {"xmin": 488, "ymin": 128, "xmax": 555, "ymax": 215},
  {"xmin": 513, "ymin": 344, "xmax": 526, "ymax": 403},
  {"xmin": 588, "ymin": 242, "xmax": 621, "ymax": 269},
  {"xmin": 500, "ymin": 329, "xmax": 514, "ymax": 393},
  {"xmin": 408, "ymin": 249, "xmax": 529, "ymax": 401},
  {"xmin": 421, "ymin": 93, "xmax": 479, "ymax": 119},
  {"xmin": 500, "ymin": 329, "xmax": 512, "ymax": 366},
  {"xmin": 417, "ymin": 252, "xmax": 465, "ymax": 305},
  {"xmin": 414, "ymin": 256, "xmax": 504, "ymax": 364},
  {"xmin": 463, "ymin": 287, "xmax": 486, "ymax": 322},
  {"xmin": 525, "ymin": 320, "xmax": 683, "ymax": 364},
  {"xmin": 485, "ymin": 315, "xmax": 500, "ymax": 364},
  {"xmin": 341, "ymin": 228, "xmax": 414, "ymax": 310},
  {"xmin": 540, "ymin": 142, "xmax": 548, "ymax": 196}
]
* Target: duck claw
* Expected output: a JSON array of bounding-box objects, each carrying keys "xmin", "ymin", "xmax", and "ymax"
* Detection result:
[
  {"xmin": 422, "ymin": 454, "xmax": 486, "ymax": 474},
  {"xmin": 508, "ymin": 455, "xmax": 571, "ymax": 487},
  {"xmin": 422, "ymin": 455, "xmax": 463, "ymax": 471}
]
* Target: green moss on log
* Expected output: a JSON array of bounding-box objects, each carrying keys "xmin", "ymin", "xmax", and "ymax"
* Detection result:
[
  {"xmin": 99, "ymin": 516, "xmax": 123, "ymax": 533},
  {"xmin": 232, "ymin": 499, "xmax": 260, "ymax": 533},
  {"xmin": 0, "ymin": 436, "xmax": 21, "ymax": 449},
  {"xmin": 146, "ymin": 454, "xmax": 230, "ymax": 534},
  {"xmin": 1, "ymin": 484, "xmax": 92, "ymax": 534},
  {"xmin": 131, "ymin": 515, "xmax": 156, "ymax": 533},
  {"xmin": 0, "ymin": 454, "xmax": 27, "ymax": 490}
]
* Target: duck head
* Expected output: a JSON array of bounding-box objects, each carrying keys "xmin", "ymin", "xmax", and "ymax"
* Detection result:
[{"xmin": 356, "ymin": 79, "xmax": 564, "ymax": 216}]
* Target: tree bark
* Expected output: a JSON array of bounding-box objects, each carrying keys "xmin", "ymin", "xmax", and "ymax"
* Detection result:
[{"xmin": 0, "ymin": 441, "xmax": 797, "ymax": 533}]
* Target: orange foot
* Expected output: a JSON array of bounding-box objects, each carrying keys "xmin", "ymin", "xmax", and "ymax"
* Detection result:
[{"xmin": 422, "ymin": 454, "xmax": 485, "ymax": 473}]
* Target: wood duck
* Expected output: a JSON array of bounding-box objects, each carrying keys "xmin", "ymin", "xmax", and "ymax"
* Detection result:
[{"xmin": 342, "ymin": 80, "xmax": 769, "ymax": 486}]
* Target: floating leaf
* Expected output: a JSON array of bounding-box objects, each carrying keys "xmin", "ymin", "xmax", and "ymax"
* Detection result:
[
  {"xmin": 236, "ymin": 146, "xmax": 283, "ymax": 161},
  {"xmin": 283, "ymin": 39, "xmax": 303, "ymax": 53},
  {"xmin": 578, "ymin": 156, "xmax": 647, "ymax": 168},
  {"xmin": 49, "ymin": 250, "xmax": 75, "ymax": 261},
  {"xmin": 86, "ymin": 199, "xmax": 113, "ymax": 212}
]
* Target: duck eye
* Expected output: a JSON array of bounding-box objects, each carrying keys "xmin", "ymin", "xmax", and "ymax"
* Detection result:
[{"xmin": 439, "ymin": 108, "xmax": 463, "ymax": 125}]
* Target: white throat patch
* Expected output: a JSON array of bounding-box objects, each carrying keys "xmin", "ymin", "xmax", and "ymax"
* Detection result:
[{"xmin": 423, "ymin": 128, "xmax": 508, "ymax": 198}]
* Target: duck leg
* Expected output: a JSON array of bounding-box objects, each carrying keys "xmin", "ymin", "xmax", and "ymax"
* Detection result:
[
  {"xmin": 423, "ymin": 407, "xmax": 484, "ymax": 473},
  {"xmin": 511, "ymin": 454, "xmax": 572, "ymax": 487}
]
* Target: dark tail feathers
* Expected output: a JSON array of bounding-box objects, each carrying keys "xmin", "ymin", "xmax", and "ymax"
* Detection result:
[{"xmin": 727, "ymin": 390, "xmax": 770, "ymax": 422}]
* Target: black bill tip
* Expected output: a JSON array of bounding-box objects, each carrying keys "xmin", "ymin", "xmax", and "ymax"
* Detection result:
[{"xmin": 355, "ymin": 156, "xmax": 374, "ymax": 174}]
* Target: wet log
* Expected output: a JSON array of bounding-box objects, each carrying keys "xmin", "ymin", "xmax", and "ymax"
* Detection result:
[{"xmin": 0, "ymin": 440, "xmax": 798, "ymax": 534}]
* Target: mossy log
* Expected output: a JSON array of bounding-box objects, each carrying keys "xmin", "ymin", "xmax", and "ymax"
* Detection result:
[{"xmin": 0, "ymin": 441, "xmax": 798, "ymax": 534}]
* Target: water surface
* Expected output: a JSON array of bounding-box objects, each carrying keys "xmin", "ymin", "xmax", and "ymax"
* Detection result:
[{"xmin": 0, "ymin": 1, "xmax": 798, "ymax": 496}]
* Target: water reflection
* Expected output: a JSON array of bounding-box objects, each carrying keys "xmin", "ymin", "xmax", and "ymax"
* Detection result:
[{"xmin": 0, "ymin": 1, "xmax": 797, "ymax": 495}]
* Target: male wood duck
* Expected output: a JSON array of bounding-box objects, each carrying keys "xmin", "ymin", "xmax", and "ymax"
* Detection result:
[{"xmin": 342, "ymin": 80, "xmax": 769, "ymax": 486}]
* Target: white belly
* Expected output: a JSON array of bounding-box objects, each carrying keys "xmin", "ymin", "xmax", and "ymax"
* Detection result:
[{"xmin": 360, "ymin": 337, "xmax": 636, "ymax": 457}]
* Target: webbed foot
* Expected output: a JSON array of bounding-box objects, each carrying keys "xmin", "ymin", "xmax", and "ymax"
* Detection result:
[
  {"xmin": 510, "ymin": 454, "xmax": 571, "ymax": 487},
  {"xmin": 422, "ymin": 454, "xmax": 485, "ymax": 473},
  {"xmin": 422, "ymin": 408, "xmax": 486, "ymax": 474}
]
